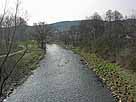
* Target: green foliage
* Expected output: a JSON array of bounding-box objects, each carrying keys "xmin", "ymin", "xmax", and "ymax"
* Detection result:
[
  {"xmin": 58, "ymin": 10, "xmax": 136, "ymax": 102},
  {"xmin": 128, "ymin": 56, "xmax": 136, "ymax": 71},
  {"xmin": 71, "ymin": 47, "xmax": 81, "ymax": 54},
  {"xmin": 4, "ymin": 40, "xmax": 44, "ymax": 92},
  {"xmin": 72, "ymin": 47, "xmax": 136, "ymax": 102},
  {"xmin": 58, "ymin": 11, "xmax": 136, "ymax": 72}
]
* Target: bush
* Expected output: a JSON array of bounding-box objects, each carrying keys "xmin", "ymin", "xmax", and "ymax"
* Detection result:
[
  {"xmin": 72, "ymin": 47, "xmax": 135, "ymax": 102},
  {"xmin": 129, "ymin": 56, "xmax": 136, "ymax": 71}
]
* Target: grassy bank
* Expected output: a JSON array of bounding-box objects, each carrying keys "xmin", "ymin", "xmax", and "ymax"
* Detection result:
[
  {"xmin": 4, "ymin": 40, "xmax": 44, "ymax": 96},
  {"xmin": 72, "ymin": 47, "xmax": 136, "ymax": 102}
]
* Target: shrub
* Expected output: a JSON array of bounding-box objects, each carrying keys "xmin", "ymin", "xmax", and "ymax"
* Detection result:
[{"xmin": 128, "ymin": 56, "xmax": 136, "ymax": 71}]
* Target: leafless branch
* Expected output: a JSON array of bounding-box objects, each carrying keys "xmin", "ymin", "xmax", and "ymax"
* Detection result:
[
  {"xmin": 0, "ymin": 48, "xmax": 27, "ymax": 95},
  {"xmin": 0, "ymin": 0, "xmax": 20, "ymax": 76}
]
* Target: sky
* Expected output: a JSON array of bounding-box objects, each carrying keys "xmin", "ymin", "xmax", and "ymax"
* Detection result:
[{"xmin": 0, "ymin": 0, "xmax": 136, "ymax": 25}]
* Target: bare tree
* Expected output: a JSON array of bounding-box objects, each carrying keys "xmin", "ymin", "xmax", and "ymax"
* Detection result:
[
  {"xmin": 105, "ymin": 10, "xmax": 113, "ymax": 22},
  {"xmin": 112, "ymin": 10, "xmax": 123, "ymax": 21},
  {"xmin": 0, "ymin": 0, "xmax": 27, "ymax": 96},
  {"xmin": 130, "ymin": 9, "xmax": 136, "ymax": 19},
  {"xmin": 33, "ymin": 22, "xmax": 50, "ymax": 53},
  {"xmin": 91, "ymin": 12, "xmax": 102, "ymax": 20}
]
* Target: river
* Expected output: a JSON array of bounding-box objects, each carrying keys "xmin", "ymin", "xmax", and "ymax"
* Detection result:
[{"xmin": 6, "ymin": 44, "xmax": 115, "ymax": 102}]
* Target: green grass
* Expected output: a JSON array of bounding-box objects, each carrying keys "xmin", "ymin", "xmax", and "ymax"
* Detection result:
[
  {"xmin": 15, "ymin": 40, "xmax": 44, "ymax": 79},
  {"xmin": 72, "ymin": 47, "xmax": 136, "ymax": 102},
  {"xmin": 0, "ymin": 43, "xmax": 23, "ymax": 55},
  {"xmin": 3, "ymin": 40, "xmax": 44, "ymax": 93}
]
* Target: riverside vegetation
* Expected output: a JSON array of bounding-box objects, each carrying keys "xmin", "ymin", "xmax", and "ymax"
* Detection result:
[
  {"xmin": 0, "ymin": 0, "xmax": 48, "ymax": 99},
  {"xmin": 56, "ymin": 10, "xmax": 136, "ymax": 102},
  {"xmin": 72, "ymin": 47, "xmax": 136, "ymax": 102},
  {"xmin": 0, "ymin": 41, "xmax": 44, "ymax": 98}
]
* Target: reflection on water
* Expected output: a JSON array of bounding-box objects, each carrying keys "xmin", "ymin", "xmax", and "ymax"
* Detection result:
[
  {"xmin": 6, "ymin": 44, "xmax": 115, "ymax": 102},
  {"xmin": 47, "ymin": 44, "xmax": 59, "ymax": 52}
]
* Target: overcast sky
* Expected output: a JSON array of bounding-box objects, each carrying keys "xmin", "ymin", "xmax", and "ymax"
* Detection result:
[{"xmin": 0, "ymin": 0, "xmax": 136, "ymax": 25}]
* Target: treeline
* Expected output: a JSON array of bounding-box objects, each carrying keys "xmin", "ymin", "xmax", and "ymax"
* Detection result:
[{"xmin": 58, "ymin": 10, "xmax": 136, "ymax": 71}]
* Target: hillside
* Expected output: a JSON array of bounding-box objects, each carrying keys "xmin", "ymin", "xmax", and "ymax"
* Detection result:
[{"xmin": 50, "ymin": 20, "xmax": 81, "ymax": 32}]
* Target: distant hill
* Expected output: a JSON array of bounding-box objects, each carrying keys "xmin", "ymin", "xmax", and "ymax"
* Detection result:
[
  {"xmin": 49, "ymin": 20, "xmax": 81, "ymax": 32},
  {"xmin": 1, "ymin": 19, "xmax": 136, "ymax": 40}
]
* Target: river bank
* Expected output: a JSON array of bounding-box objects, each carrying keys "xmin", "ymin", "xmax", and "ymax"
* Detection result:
[
  {"xmin": 71, "ymin": 47, "xmax": 135, "ymax": 102},
  {"xmin": 5, "ymin": 44, "xmax": 115, "ymax": 102},
  {"xmin": 0, "ymin": 41, "xmax": 44, "ymax": 102}
]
